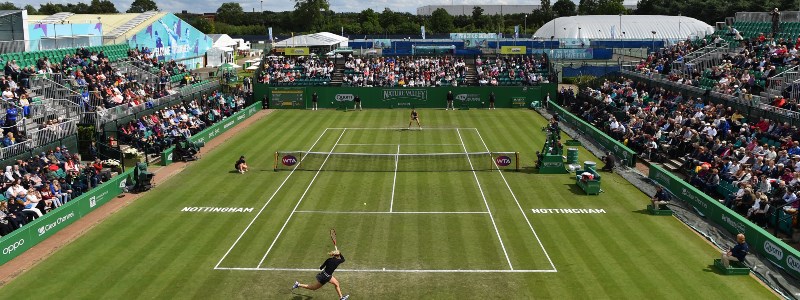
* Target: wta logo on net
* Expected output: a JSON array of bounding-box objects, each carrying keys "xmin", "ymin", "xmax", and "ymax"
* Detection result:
[{"xmin": 282, "ymin": 155, "xmax": 298, "ymax": 166}]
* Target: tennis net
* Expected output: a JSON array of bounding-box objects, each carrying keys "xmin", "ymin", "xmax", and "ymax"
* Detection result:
[{"xmin": 274, "ymin": 151, "xmax": 519, "ymax": 172}]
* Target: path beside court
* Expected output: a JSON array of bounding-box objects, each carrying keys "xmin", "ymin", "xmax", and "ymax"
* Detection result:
[{"xmin": 0, "ymin": 108, "xmax": 275, "ymax": 286}]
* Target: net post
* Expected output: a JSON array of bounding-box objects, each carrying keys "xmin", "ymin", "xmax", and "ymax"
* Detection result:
[
  {"xmin": 515, "ymin": 152, "xmax": 520, "ymax": 171},
  {"xmin": 274, "ymin": 152, "xmax": 278, "ymax": 171}
]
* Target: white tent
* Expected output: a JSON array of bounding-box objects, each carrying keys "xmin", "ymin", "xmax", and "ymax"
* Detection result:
[
  {"xmin": 209, "ymin": 34, "xmax": 238, "ymax": 48},
  {"xmin": 535, "ymin": 15, "xmax": 714, "ymax": 43},
  {"xmin": 274, "ymin": 32, "xmax": 349, "ymax": 48}
]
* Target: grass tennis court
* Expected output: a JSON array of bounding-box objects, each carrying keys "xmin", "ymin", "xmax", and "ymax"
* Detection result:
[{"xmin": 0, "ymin": 109, "xmax": 773, "ymax": 298}]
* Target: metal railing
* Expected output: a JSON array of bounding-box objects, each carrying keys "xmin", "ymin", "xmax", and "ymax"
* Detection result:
[
  {"xmin": 0, "ymin": 119, "xmax": 79, "ymax": 160},
  {"xmin": 765, "ymin": 65, "xmax": 800, "ymax": 99},
  {"xmin": 29, "ymin": 75, "xmax": 82, "ymax": 104},
  {"xmin": 28, "ymin": 99, "xmax": 83, "ymax": 121}
]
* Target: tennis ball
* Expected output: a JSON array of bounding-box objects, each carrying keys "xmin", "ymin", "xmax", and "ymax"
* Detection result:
[
  {"xmin": 363, "ymin": 202, "xmax": 367, "ymax": 206},
  {"xmin": 382, "ymin": 267, "xmax": 386, "ymax": 271}
]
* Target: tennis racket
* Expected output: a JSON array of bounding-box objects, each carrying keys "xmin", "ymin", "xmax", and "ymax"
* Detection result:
[{"xmin": 330, "ymin": 228, "xmax": 338, "ymax": 251}]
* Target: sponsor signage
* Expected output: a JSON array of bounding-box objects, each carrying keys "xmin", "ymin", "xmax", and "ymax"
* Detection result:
[
  {"xmin": 531, "ymin": 48, "xmax": 594, "ymax": 60},
  {"xmin": 495, "ymin": 156, "xmax": 512, "ymax": 167},
  {"xmin": 455, "ymin": 94, "xmax": 481, "ymax": 102},
  {"xmin": 0, "ymin": 167, "xmax": 135, "ymax": 266},
  {"xmin": 181, "ymin": 207, "xmax": 254, "ymax": 213},
  {"xmin": 283, "ymin": 47, "xmax": 310, "ymax": 56},
  {"xmin": 282, "ymin": 155, "xmax": 298, "ymax": 166},
  {"xmin": 500, "ymin": 46, "xmax": 526, "ymax": 54},
  {"xmin": 335, "ymin": 94, "xmax": 355, "ymax": 102},
  {"xmin": 382, "ymin": 89, "xmax": 428, "ymax": 102},
  {"xmin": 648, "ymin": 163, "xmax": 800, "ymax": 278}
]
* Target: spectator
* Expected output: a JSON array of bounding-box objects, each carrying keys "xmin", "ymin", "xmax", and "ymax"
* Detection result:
[{"xmin": 721, "ymin": 234, "xmax": 749, "ymax": 268}]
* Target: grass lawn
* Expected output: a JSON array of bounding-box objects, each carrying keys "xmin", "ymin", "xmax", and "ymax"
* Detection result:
[{"xmin": 0, "ymin": 109, "xmax": 773, "ymax": 299}]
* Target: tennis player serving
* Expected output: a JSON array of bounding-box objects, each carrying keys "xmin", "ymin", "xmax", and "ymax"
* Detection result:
[
  {"xmin": 408, "ymin": 108, "xmax": 421, "ymax": 129},
  {"xmin": 293, "ymin": 229, "xmax": 349, "ymax": 300}
]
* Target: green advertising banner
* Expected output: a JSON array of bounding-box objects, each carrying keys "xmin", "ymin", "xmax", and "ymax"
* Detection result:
[
  {"xmin": 549, "ymin": 101, "xmax": 636, "ymax": 167},
  {"xmin": 162, "ymin": 103, "xmax": 262, "ymax": 166},
  {"xmin": 0, "ymin": 168, "xmax": 135, "ymax": 266},
  {"xmin": 649, "ymin": 164, "xmax": 800, "ymax": 278},
  {"xmin": 254, "ymin": 85, "xmax": 559, "ymax": 110}
]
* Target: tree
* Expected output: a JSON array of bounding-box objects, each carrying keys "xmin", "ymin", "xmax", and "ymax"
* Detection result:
[
  {"xmin": 126, "ymin": 0, "xmax": 158, "ymax": 13},
  {"xmin": 191, "ymin": 17, "xmax": 214, "ymax": 34},
  {"xmin": 553, "ymin": 0, "xmax": 577, "ymax": 17},
  {"xmin": 216, "ymin": 3, "xmax": 244, "ymax": 25},
  {"xmin": 24, "ymin": 4, "xmax": 38, "ymax": 15},
  {"xmin": 578, "ymin": 0, "xmax": 598, "ymax": 15},
  {"xmin": 0, "ymin": 2, "xmax": 18, "ymax": 10},
  {"xmin": 429, "ymin": 8, "xmax": 454, "ymax": 33},
  {"xmin": 38, "ymin": 3, "xmax": 64, "ymax": 15},
  {"xmin": 89, "ymin": 0, "xmax": 118, "ymax": 13},
  {"xmin": 595, "ymin": 0, "xmax": 626, "ymax": 15},
  {"xmin": 293, "ymin": 0, "xmax": 330, "ymax": 32},
  {"xmin": 359, "ymin": 8, "xmax": 381, "ymax": 34}
]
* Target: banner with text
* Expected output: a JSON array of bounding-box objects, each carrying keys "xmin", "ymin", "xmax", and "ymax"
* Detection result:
[
  {"xmin": 500, "ymin": 46, "xmax": 527, "ymax": 55},
  {"xmin": 649, "ymin": 164, "xmax": 800, "ymax": 278},
  {"xmin": 0, "ymin": 168, "xmax": 134, "ymax": 266}
]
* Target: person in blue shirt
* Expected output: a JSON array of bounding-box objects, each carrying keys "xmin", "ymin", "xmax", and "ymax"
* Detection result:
[
  {"xmin": 721, "ymin": 233, "xmax": 749, "ymax": 268},
  {"xmin": 651, "ymin": 185, "xmax": 670, "ymax": 209}
]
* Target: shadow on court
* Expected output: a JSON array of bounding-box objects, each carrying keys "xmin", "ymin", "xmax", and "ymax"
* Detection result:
[
  {"xmin": 631, "ymin": 209, "xmax": 650, "ymax": 215},
  {"xmin": 564, "ymin": 183, "xmax": 584, "ymax": 195}
]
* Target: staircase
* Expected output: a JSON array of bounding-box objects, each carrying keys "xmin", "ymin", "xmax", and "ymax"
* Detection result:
[
  {"xmin": 330, "ymin": 61, "xmax": 346, "ymax": 86},
  {"xmin": 465, "ymin": 59, "xmax": 477, "ymax": 86},
  {"xmin": 105, "ymin": 11, "xmax": 159, "ymax": 39}
]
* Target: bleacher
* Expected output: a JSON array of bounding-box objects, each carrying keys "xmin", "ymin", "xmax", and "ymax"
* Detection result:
[{"xmin": 0, "ymin": 44, "xmax": 130, "ymax": 68}]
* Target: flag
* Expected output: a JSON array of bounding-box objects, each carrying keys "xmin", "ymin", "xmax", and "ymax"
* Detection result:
[
  {"xmin": 33, "ymin": 23, "xmax": 48, "ymax": 36},
  {"xmin": 421, "ymin": 26, "xmax": 426, "ymax": 40},
  {"xmin": 268, "ymin": 27, "xmax": 273, "ymax": 41},
  {"xmin": 514, "ymin": 25, "xmax": 519, "ymax": 39},
  {"xmin": 610, "ymin": 25, "xmax": 616, "ymax": 39},
  {"xmin": 146, "ymin": 25, "xmax": 153, "ymax": 39}
]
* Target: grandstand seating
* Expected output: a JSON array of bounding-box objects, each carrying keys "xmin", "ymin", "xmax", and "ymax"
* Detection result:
[{"xmin": 0, "ymin": 44, "xmax": 130, "ymax": 68}]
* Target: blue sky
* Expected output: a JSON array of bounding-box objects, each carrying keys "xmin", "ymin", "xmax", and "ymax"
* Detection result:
[{"xmin": 24, "ymin": 0, "xmax": 638, "ymax": 15}]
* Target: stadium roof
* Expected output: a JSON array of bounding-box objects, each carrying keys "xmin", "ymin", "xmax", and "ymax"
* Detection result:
[
  {"xmin": 534, "ymin": 15, "xmax": 715, "ymax": 41},
  {"xmin": 274, "ymin": 32, "xmax": 348, "ymax": 47}
]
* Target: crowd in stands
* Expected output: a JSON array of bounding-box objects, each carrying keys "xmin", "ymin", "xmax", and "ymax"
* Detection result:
[
  {"xmin": 0, "ymin": 145, "xmax": 112, "ymax": 236},
  {"xmin": 475, "ymin": 55, "xmax": 549, "ymax": 86},
  {"xmin": 257, "ymin": 56, "xmax": 334, "ymax": 84},
  {"xmin": 342, "ymin": 56, "xmax": 467, "ymax": 87},
  {"xmin": 633, "ymin": 33, "xmax": 800, "ymax": 102},
  {"xmin": 117, "ymin": 90, "xmax": 245, "ymax": 154},
  {"xmin": 563, "ymin": 75, "xmax": 800, "ymax": 228},
  {"xmin": 127, "ymin": 47, "xmax": 198, "ymax": 90}
]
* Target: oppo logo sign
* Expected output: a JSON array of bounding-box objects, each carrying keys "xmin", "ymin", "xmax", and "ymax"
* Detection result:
[
  {"xmin": 3, "ymin": 239, "xmax": 24, "ymax": 254},
  {"xmin": 787, "ymin": 255, "xmax": 800, "ymax": 273},
  {"xmin": 764, "ymin": 241, "xmax": 784, "ymax": 260},
  {"xmin": 335, "ymin": 94, "xmax": 354, "ymax": 102}
]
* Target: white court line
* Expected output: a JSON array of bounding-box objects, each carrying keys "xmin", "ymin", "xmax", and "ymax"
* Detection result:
[
  {"xmin": 337, "ymin": 144, "xmax": 462, "ymax": 146},
  {"xmin": 472, "ymin": 128, "xmax": 557, "ymax": 272},
  {"xmin": 214, "ymin": 128, "xmax": 331, "ymax": 269},
  {"xmin": 390, "ymin": 144, "xmax": 399, "ymax": 212},
  {"xmin": 456, "ymin": 128, "xmax": 514, "ymax": 270},
  {"xmin": 295, "ymin": 211, "xmax": 489, "ymax": 214},
  {"xmin": 215, "ymin": 267, "xmax": 556, "ymax": 273},
  {"xmin": 326, "ymin": 127, "xmax": 477, "ymax": 130},
  {"xmin": 256, "ymin": 129, "xmax": 347, "ymax": 268}
]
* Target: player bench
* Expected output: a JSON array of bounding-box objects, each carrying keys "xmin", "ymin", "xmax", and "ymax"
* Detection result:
[
  {"xmin": 575, "ymin": 169, "xmax": 601, "ymax": 195},
  {"xmin": 713, "ymin": 259, "xmax": 750, "ymax": 275},
  {"xmin": 646, "ymin": 204, "xmax": 673, "ymax": 216}
]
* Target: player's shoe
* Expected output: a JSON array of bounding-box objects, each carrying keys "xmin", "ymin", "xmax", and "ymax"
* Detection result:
[
  {"xmin": 341, "ymin": 295, "xmax": 349, "ymax": 300},
  {"xmin": 292, "ymin": 281, "xmax": 299, "ymax": 289}
]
